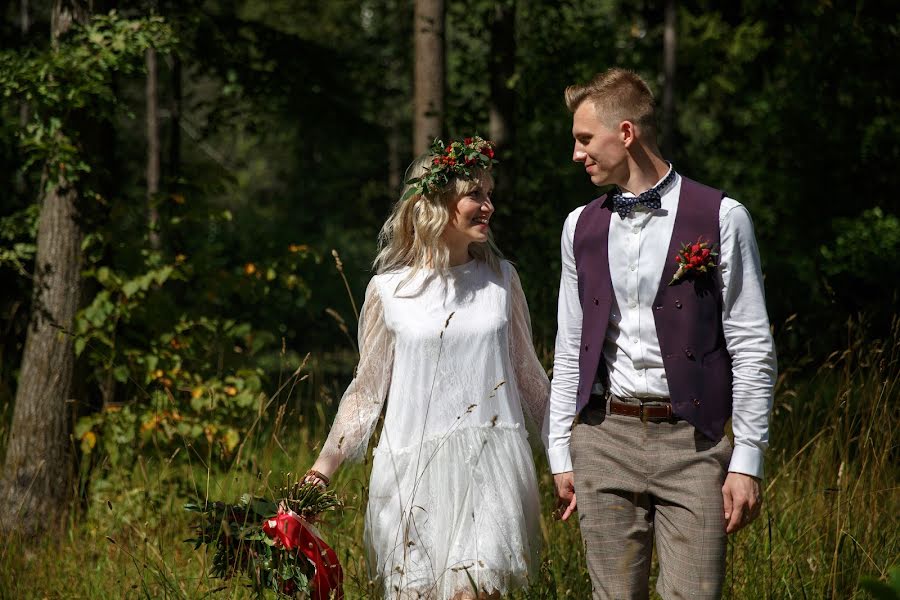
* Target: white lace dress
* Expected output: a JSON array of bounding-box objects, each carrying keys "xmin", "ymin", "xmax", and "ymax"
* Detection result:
[{"xmin": 318, "ymin": 259, "xmax": 550, "ymax": 599}]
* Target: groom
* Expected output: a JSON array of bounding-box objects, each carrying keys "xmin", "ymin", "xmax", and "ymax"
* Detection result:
[{"xmin": 546, "ymin": 68, "xmax": 777, "ymax": 599}]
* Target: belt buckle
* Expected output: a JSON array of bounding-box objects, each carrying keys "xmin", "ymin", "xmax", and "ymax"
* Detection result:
[{"xmin": 638, "ymin": 398, "xmax": 647, "ymax": 423}]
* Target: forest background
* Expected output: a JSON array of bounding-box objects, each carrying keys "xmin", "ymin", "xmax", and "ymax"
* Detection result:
[{"xmin": 0, "ymin": 0, "xmax": 897, "ymax": 598}]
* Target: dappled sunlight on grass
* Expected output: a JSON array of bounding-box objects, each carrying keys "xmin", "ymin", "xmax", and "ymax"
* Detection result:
[{"xmin": 1, "ymin": 317, "xmax": 897, "ymax": 598}]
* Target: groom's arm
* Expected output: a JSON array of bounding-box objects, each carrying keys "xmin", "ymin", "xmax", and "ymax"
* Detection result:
[
  {"xmin": 719, "ymin": 199, "xmax": 777, "ymax": 478},
  {"xmin": 547, "ymin": 208, "xmax": 585, "ymax": 475},
  {"xmin": 718, "ymin": 199, "xmax": 777, "ymax": 531},
  {"xmin": 548, "ymin": 209, "xmax": 585, "ymax": 520}
]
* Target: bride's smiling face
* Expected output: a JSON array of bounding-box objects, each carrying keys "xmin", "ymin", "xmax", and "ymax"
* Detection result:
[{"xmin": 442, "ymin": 183, "xmax": 494, "ymax": 248}]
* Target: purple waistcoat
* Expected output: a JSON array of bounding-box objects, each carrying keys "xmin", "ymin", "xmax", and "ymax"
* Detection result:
[{"xmin": 573, "ymin": 177, "xmax": 732, "ymax": 442}]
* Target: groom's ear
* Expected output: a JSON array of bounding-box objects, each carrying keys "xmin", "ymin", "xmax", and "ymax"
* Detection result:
[{"xmin": 620, "ymin": 120, "xmax": 637, "ymax": 148}]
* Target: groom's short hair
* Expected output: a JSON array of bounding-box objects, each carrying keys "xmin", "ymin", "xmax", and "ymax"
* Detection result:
[{"xmin": 565, "ymin": 69, "xmax": 657, "ymax": 139}]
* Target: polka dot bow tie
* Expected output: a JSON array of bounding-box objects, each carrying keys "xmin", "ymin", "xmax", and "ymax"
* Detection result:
[{"xmin": 610, "ymin": 167, "xmax": 675, "ymax": 219}]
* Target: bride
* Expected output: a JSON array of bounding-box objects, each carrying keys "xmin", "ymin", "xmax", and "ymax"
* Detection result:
[{"xmin": 304, "ymin": 137, "xmax": 550, "ymax": 599}]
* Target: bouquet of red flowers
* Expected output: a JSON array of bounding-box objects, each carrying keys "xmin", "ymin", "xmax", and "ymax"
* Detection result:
[{"xmin": 186, "ymin": 479, "xmax": 343, "ymax": 599}]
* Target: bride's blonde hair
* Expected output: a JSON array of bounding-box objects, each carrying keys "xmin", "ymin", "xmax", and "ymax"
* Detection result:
[{"xmin": 373, "ymin": 153, "xmax": 503, "ymax": 279}]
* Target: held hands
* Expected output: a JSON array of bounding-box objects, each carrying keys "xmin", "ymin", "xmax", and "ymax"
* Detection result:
[
  {"xmin": 553, "ymin": 471, "xmax": 577, "ymax": 521},
  {"xmin": 722, "ymin": 471, "xmax": 762, "ymax": 534}
]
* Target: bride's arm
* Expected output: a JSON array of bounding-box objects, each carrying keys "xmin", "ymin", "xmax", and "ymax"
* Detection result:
[
  {"xmin": 308, "ymin": 279, "xmax": 393, "ymax": 482},
  {"xmin": 507, "ymin": 264, "xmax": 551, "ymax": 445}
]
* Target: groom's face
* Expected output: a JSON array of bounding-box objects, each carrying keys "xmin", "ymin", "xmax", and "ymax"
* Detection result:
[{"xmin": 571, "ymin": 100, "xmax": 627, "ymax": 187}]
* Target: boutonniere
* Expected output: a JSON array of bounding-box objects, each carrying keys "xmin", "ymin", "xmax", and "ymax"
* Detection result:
[{"xmin": 669, "ymin": 236, "xmax": 719, "ymax": 285}]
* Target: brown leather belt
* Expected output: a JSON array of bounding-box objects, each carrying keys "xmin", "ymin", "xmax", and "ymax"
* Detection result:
[{"xmin": 591, "ymin": 393, "xmax": 681, "ymax": 422}]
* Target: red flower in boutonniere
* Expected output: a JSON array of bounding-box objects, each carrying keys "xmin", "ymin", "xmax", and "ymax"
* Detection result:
[{"xmin": 669, "ymin": 236, "xmax": 719, "ymax": 285}]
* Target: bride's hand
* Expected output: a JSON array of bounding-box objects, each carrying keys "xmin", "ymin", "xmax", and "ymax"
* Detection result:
[
  {"xmin": 302, "ymin": 468, "xmax": 330, "ymax": 489},
  {"xmin": 303, "ymin": 455, "xmax": 340, "ymax": 488}
]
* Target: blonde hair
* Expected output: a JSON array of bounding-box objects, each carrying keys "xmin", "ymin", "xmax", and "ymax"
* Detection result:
[
  {"xmin": 373, "ymin": 154, "xmax": 502, "ymax": 280},
  {"xmin": 565, "ymin": 68, "xmax": 657, "ymax": 140}
]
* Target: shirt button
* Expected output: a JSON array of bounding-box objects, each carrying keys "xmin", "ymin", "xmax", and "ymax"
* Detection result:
[
  {"xmin": 632, "ymin": 227, "xmax": 639, "ymax": 234},
  {"xmin": 629, "ymin": 301, "xmax": 637, "ymax": 309},
  {"xmin": 631, "ymin": 338, "xmax": 639, "ymax": 344},
  {"xmin": 638, "ymin": 371, "xmax": 645, "ymax": 377},
  {"xmin": 630, "ymin": 264, "xmax": 637, "ymax": 271}
]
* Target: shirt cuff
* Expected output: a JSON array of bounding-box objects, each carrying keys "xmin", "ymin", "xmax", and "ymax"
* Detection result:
[
  {"xmin": 728, "ymin": 444, "xmax": 765, "ymax": 479},
  {"xmin": 547, "ymin": 445, "xmax": 573, "ymax": 474}
]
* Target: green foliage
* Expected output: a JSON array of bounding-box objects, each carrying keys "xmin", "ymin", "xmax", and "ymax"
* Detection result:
[
  {"xmin": 73, "ymin": 295, "xmax": 269, "ymax": 468},
  {"xmin": 816, "ymin": 208, "xmax": 900, "ymax": 322},
  {"xmin": 0, "ymin": 203, "xmax": 38, "ymax": 276},
  {"xmin": 68, "ymin": 213, "xmax": 323, "ymax": 494},
  {"xmin": 820, "ymin": 208, "xmax": 900, "ymax": 285},
  {"xmin": 0, "ymin": 11, "xmax": 175, "ymax": 188},
  {"xmin": 670, "ymin": 1, "xmax": 900, "ymax": 345},
  {"xmin": 860, "ymin": 566, "xmax": 900, "ymax": 600}
]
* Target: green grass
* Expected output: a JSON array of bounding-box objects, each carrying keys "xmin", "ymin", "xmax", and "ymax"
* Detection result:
[{"xmin": 1, "ymin": 318, "xmax": 897, "ymax": 599}]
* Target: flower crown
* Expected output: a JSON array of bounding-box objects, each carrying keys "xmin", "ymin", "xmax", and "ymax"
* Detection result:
[{"xmin": 401, "ymin": 136, "xmax": 498, "ymax": 201}]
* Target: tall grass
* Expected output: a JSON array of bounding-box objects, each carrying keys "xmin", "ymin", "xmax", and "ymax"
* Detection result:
[
  {"xmin": 0, "ymin": 316, "xmax": 896, "ymax": 599},
  {"xmin": 722, "ymin": 317, "xmax": 899, "ymax": 599}
]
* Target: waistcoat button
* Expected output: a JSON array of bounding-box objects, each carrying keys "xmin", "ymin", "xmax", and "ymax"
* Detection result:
[
  {"xmin": 593, "ymin": 298, "xmax": 599, "ymax": 305},
  {"xmin": 675, "ymin": 300, "xmax": 683, "ymax": 309},
  {"xmin": 654, "ymin": 304, "xmax": 662, "ymax": 310},
  {"xmin": 685, "ymin": 349, "xmax": 694, "ymax": 358},
  {"xmin": 584, "ymin": 344, "xmax": 590, "ymax": 352},
  {"xmin": 692, "ymin": 397, "xmax": 700, "ymax": 406}
]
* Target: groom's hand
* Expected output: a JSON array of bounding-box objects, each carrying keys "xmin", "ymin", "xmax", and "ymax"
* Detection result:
[
  {"xmin": 722, "ymin": 472, "xmax": 762, "ymax": 534},
  {"xmin": 553, "ymin": 472, "xmax": 577, "ymax": 521}
]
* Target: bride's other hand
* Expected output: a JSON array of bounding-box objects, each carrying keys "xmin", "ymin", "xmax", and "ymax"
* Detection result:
[
  {"xmin": 303, "ymin": 454, "xmax": 340, "ymax": 488},
  {"xmin": 302, "ymin": 469, "xmax": 330, "ymax": 489},
  {"xmin": 553, "ymin": 471, "xmax": 577, "ymax": 521}
]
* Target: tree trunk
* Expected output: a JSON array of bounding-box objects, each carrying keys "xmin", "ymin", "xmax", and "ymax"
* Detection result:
[
  {"xmin": 661, "ymin": 0, "xmax": 677, "ymax": 157},
  {"xmin": 388, "ymin": 127, "xmax": 402, "ymax": 194},
  {"xmin": 0, "ymin": 0, "xmax": 90, "ymax": 537},
  {"xmin": 14, "ymin": 0, "xmax": 31, "ymax": 196},
  {"xmin": 489, "ymin": 0, "xmax": 515, "ymax": 155},
  {"xmin": 413, "ymin": 0, "xmax": 444, "ymax": 155},
  {"xmin": 146, "ymin": 46, "xmax": 161, "ymax": 249},
  {"xmin": 19, "ymin": 0, "xmax": 31, "ymax": 129},
  {"xmin": 489, "ymin": 0, "xmax": 516, "ymax": 203},
  {"xmin": 169, "ymin": 54, "xmax": 182, "ymax": 184}
]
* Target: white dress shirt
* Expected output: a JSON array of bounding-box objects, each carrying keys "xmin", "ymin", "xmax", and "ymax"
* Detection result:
[{"xmin": 547, "ymin": 169, "xmax": 777, "ymax": 479}]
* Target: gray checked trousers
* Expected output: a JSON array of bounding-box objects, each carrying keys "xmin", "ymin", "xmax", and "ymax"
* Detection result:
[{"xmin": 570, "ymin": 402, "xmax": 732, "ymax": 599}]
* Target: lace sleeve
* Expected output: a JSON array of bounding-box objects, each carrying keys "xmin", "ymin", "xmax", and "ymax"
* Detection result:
[
  {"xmin": 507, "ymin": 264, "xmax": 551, "ymax": 443},
  {"xmin": 318, "ymin": 279, "xmax": 394, "ymax": 464}
]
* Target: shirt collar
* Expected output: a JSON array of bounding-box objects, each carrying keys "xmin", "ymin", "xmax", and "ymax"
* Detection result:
[{"xmin": 619, "ymin": 161, "xmax": 675, "ymax": 198}]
